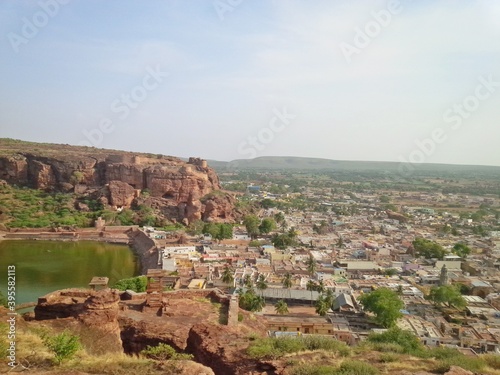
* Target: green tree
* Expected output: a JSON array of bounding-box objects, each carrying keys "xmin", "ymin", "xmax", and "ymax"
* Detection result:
[
  {"xmin": 306, "ymin": 280, "xmax": 317, "ymax": 306},
  {"xmin": 42, "ymin": 331, "xmax": 81, "ymax": 364},
  {"xmin": 271, "ymin": 233, "xmax": 290, "ymax": 249},
  {"xmin": 274, "ymin": 212, "xmax": 285, "ymax": 225},
  {"xmin": 384, "ymin": 268, "xmax": 398, "ymax": 277},
  {"xmin": 244, "ymin": 215, "xmax": 261, "ymax": 239},
  {"xmin": 314, "ymin": 295, "xmax": 329, "ymax": 316},
  {"xmin": 221, "ymin": 266, "xmax": 234, "ymax": 287},
  {"xmin": 279, "ymin": 219, "xmax": 288, "ymax": 232},
  {"xmin": 188, "ymin": 219, "xmax": 205, "ymax": 235},
  {"xmin": 324, "ymin": 288, "xmax": 334, "ymax": 309},
  {"xmin": 287, "ymin": 227, "xmax": 298, "ymax": 240},
  {"xmin": 274, "ymin": 299, "xmax": 289, "ymax": 315},
  {"xmin": 203, "ymin": 222, "xmax": 220, "ymax": 238},
  {"xmin": 242, "ymin": 274, "xmax": 253, "ymax": 288},
  {"xmin": 238, "ymin": 288, "xmax": 265, "ymax": 312},
  {"xmin": 113, "ymin": 276, "xmax": 148, "ymax": 292},
  {"xmin": 412, "ymin": 238, "xmax": 446, "ymax": 259},
  {"xmin": 256, "ymin": 274, "xmax": 268, "ymax": 300},
  {"xmin": 259, "ymin": 218, "xmax": 277, "ymax": 234},
  {"xmin": 282, "ymin": 272, "xmax": 293, "ymax": 300},
  {"xmin": 428, "ymin": 285, "xmax": 466, "ymax": 310},
  {"xmin": 305, "ymin": 254, "xmax": 317, "ymax": 277},
  {"xmin": 379, "ymin": 195, "xmax": 391, "ymax": 203},
  {"xmin": 452, "ymin": 243, "xmax": 471, "ymax": 259},
  {"xmin": 282, "ymin": 272, "xmax": 293, "ymax": 289},
  {"xmin": 203, "ymin": 223, "xmax": 233, "ymax": 240},
  {"xmin": 359, "ymin": 288, "xmax": 404, "ymax": 328},
  {"xmin": 336, "ymin": 236, "xmax": 344, "ymax": 248},
  {"xmin": 397, "ymin": 284, "xmax": 404, "ymax": 295},
  {"xmin": 216, "ymin": 223, "xmax": 233, "ymax": 240},
  {"xmin": 260, "ymin": 198, "xmax": 276, "ymax": 209},
  {"xmin": 117, "ymin": 208, "xmax": 135, "ymax": 225},
  {"xmin": 315, "ymin": 280, "xmax": 325, "ymax": 294}
]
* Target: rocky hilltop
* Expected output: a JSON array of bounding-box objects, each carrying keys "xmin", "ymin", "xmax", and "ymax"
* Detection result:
[{"xmin": 0, "ymin": 138, "xmax": 235, "ymax": 224}]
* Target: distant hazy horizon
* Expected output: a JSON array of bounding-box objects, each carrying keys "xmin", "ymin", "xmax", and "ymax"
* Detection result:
[{"xmin": 1, "ymin": 1, "xmax": 499, "ymax": 166}]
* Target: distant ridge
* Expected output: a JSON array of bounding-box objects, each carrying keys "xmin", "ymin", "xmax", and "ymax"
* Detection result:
[{"xmin": 208, "ymin": 156, "xmax": 500, "ymax": 173}]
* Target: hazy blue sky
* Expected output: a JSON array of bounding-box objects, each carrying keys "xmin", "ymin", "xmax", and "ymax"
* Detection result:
[{"xmin": 1, "ymin": 0, "xmax": 499, "ymax": 165}]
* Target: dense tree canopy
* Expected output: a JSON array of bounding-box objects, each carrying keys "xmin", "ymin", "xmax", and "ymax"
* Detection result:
[
  {"xmin": 359, "ymin": 287, "xmax": 404, "ymax": 328},
  {"xmin": 428, "ymin": 285, "xmax": 466, "ymax": 310},
  {"xmin": 238, "ymin": 288, "xmax": 265, "ymax": 312},
  {"xmin": 452, "ymin": 243, "xmax": 471, "ymax": 259},
  {"xmin": 202, "ymin": 223, "xmax": 233, "ymax": 240},
  {"xmin": 412, "ymin": 238, "xmax": 446, "ymax": 259},
  {"xmin": 271, "ymin": 228, "xmax": 298, "ymax": 249},
  {"xmin": 243, "ymin": 215, "xmax": 261, "ymax": 239},
  {"xmin": 259, "ymin": 218, "xmax": 277, "ymax": 234}
]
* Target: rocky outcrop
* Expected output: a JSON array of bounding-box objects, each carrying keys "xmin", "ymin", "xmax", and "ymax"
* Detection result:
[
  {"xmin": 34, "ymin": 289, "xmax": 123, "ymax": 354},
  {"xmin": 202, "ymin": 193, "xmax": 238, "ymax": 222},
  {"xmin": 186, "ymin": 322, "xmax": 271, "ymax": 375},
  {"xmin": 0, "ymin": 139, "xmax": 234, "ymax": 223},
  {"xmin": 108, "ymin": 180, "xmax": 136, "ymax": 207}
]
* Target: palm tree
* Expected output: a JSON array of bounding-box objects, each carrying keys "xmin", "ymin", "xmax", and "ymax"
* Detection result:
[
  {"xmin": 314, "ymin": 295, "xmax": 329, "ymax": 316},
  {"xmin": 256, "ymin": 274, "xmax": 268, "ymax": 301},
  {"xmin": 282, "ymin": 272, "xmax": 293, "ymax": 300},
  {"xmin": 242, "ymin": 274, "xmax": 253, "ymax": 288},
  {"xmin": 315, "ymin": 280, "xmax": 325, "ymax": 295},
  {"xmin": 336, "ymin": 236, "xmax": 344, "ymax": 248},
  {"xmin": 306, "ymin": 280, "xmax": 317, "ymax": 306},
  {"xmin": 397, "ymin": 284, "xmax": 403, "ymax": 295},
  {"xmin": 274, "ymin": 212, "xmax": 285, "ymax": 225},
  {"xmin": 279, "ymin": 219, "xmax": 288, "ymax": 233},
  {"xmin": 239, "ymin": 288, "xmax": 265, "ymax": 312},
  {"xmin": 324, "ymin": 288, "xmax": 334, "ymax": 309},
  {"xmin": 275, "ymin": 299, "xmax": 289, "ymax": 315},
  {"xmin": 305, "ymin": 254, "xmax": 317, "ymax": 277},
  {"xmin": 221, "ymin": 266, "xmax": 234, "ymax": 288},
  {"xmin": 254, "ymin": 295, "xmax": 266, "ymax": 312}
]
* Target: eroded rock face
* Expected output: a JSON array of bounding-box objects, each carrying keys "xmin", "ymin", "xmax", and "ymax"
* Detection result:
[
  {"xmin": 108, "ymin": 180, "xmax": 136, "ymax": 207},
  {"xmin": 186, "ymin": 322, "xmax": 270, "ymax": 375},
  {"xmin": 34, "ymin": 289, "xmax": 123, "ymax": 354},
  {"xmin": 0, "ymin": 140, "xmax": 234, "ymax": 223},
  {"xmin": 202, "ymin": 194, "xmax": 238, "ymax": 222}
]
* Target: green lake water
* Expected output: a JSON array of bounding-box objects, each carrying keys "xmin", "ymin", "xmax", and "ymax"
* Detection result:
[{"xmin": 0, "ymin": 240, "xmax": 139, "ymax": 305}]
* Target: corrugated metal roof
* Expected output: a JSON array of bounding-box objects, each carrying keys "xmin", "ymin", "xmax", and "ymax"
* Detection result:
[{"xmin": 260, "ymin": 288, "xmax": 320, "ymax": 301}]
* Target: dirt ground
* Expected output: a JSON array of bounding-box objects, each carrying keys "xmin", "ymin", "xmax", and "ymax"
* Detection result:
[{"xmin": 261, "ymin": 304, "xmax": 317, "ymax": 315}]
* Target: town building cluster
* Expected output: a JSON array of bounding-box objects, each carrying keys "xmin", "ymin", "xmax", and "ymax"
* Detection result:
[{"xmin": 142, "ymin": 186, "xmax": 500, "ymax": 354}]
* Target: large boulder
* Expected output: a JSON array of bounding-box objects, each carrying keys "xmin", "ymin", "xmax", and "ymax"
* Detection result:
[{"xmin": 107, "ymin": 180, "xmax": 136, "ymax": 207}]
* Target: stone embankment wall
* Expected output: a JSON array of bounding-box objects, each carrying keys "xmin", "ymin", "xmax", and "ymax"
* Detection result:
[
  {"xmin": 2, "ymin": 226, "xmax": 136, "ymax": 244},
  {"xmin": 129, "ymin": 230, "xmax": 159, "ymax": 274}
]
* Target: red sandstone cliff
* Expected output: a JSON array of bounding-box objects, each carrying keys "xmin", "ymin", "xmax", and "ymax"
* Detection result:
[{"xmin": 0, "ymin": 139, "xmax": 234, "ymax": 223}]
